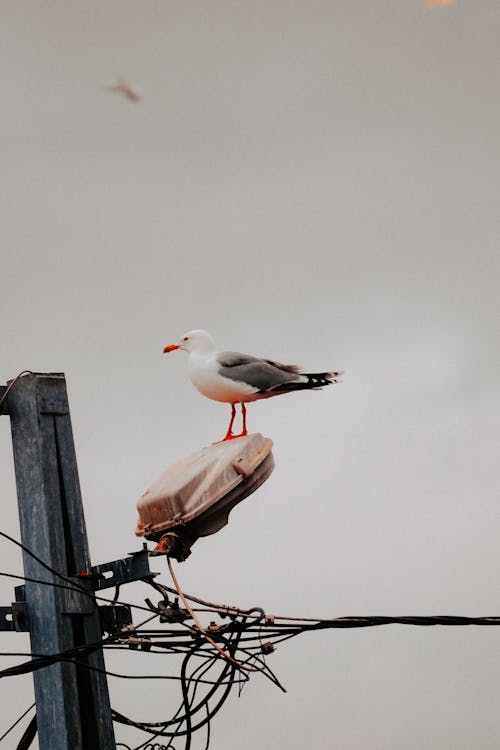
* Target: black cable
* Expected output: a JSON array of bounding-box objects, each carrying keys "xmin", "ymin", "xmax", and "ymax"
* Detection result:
[
  {"xmin": 181, "ymin": 654, "xmax": 218, "ymax": 750},
  {"xmin": 163, "ymin": 650, "xmax": 221, "ymax": 749},
  {"xmin": 113, "ymin": 627, "xmax": 245, "ymax": 739},
  {"xmin": 6, "ymin": 531, "xmax": 500, "ymax": 629},
  {"xmin": 0, "ymin": 645, "xmax": 246, "ymax": 687},
  {"xmin": 115, "ymin": 636, "xmax": 241, "ymax": 731},
  {"xmin": 0, "ymin": 522, "xmax": 93, "ymax": 612},
  {"xmin": 15, "ymin": 714, "xmax": 36, "ymax": 750},
  {"xmin": 112, "ymin": 600, "xmax": 500, "ymax": 744},
  {"xmin": 8, "ymin": 605, "xmax": 495, "ymax": 686},
  {"xmin": 210, "ymin": 616, "xmax": 286, "ymax": 693},
  {"xmin": 232, "ymin": 644, "xmax": 285, "ymax": 693},
  {"xmin": 5, "ymin": 527, "xmax": 500, "ymax": 750},
  {"xmin": 126, "ymin": 656, "xmax": 215, "ymax": 750},
  {"xmin": 176, "ymin": 644, "xmax": 220, "ymax": 750},
  {"xmin": 104, "ymin": 644, "xmax": 200, "ymax": 657},
  {"xmin": 202, "ymin": 704, "xmax": 210, "ymax": 750},
  {"xmin": 0, "ymin": 559, "xmax": 159, "ymax": 618},
  {"xmin": 180, "ymin": 643, "xmax": 197, "ymax": 750},
  {"xmin": 126, "ymin": 653, "xmax": 218, "ymax": 750},
  {"xmin": 0, "ymin": 703, "xmax": 35, "ymax": 744},
  {"xmin": 0, "ymin": 531, "xmax": 168, "ymax": 616}
]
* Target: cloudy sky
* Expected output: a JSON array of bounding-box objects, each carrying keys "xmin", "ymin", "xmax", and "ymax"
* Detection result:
[{"xmin": 1, "ymin": 1, "xmax": 500, "ymax": 747}]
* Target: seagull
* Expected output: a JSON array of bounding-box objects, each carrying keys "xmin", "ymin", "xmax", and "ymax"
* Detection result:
[
  {"xmin": 103, "ymin": 76, "xmax": 140, "ymax": 102},
  {"xmin": 163, "ymin": 329, "xmax": 342, "ymax": 441}
]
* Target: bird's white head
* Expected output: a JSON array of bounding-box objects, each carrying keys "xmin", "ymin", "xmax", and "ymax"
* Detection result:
[{"xmin": 163, "ymin": 329, "xmax": 216, "ymax": 355}]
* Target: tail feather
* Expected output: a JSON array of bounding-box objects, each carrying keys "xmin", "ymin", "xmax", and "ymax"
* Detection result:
[{"xmin": 267, "ymin": 370, "xmax": 344, "ymax": 393}]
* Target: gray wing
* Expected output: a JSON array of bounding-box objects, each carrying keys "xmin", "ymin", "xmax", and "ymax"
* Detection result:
[{"xmin": 217, "ymin": 351, "xmax": 302, "ymax": 392}]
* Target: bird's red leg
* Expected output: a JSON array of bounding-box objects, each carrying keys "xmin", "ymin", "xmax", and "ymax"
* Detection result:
[
  {"xmin": 222, "ymin": 403, "xmax": 237, "ymax": 441},
  {"xmin": 241, "ymin": 402, "xmax": 247, "ymax": 436}
]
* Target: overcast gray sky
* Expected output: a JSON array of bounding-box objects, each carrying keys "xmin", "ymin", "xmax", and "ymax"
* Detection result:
[{"xmin": 1, "ymin": 1, "xmax": 500, "ymax": 747}]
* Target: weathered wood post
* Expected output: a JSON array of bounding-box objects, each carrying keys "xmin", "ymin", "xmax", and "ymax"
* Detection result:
[{"xmin": 1, "ymin": 373, "xmax": 115, "ymax": 749}]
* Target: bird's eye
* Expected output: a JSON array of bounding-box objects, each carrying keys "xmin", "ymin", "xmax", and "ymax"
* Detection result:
[{"xmin": 183, "ymin": 336, "xmax": 189, "ymax": 341}]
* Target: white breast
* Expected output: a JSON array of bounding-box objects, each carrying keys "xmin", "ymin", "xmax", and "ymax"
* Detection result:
[{"xmin": 188, "ymin": 352, "xmax": 259, "ymax": 403}]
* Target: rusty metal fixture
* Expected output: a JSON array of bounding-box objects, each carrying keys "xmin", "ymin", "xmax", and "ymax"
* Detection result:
[{"xmin": 136, "ymin": 434, "xmax": 274, "ymax": 561}]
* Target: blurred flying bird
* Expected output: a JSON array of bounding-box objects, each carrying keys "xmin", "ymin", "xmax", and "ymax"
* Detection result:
[
  {"xmin": 103, "ymin": 76, "xmax": 140, "ymax": 102},
  {"xmin": 424, "ymin": 0, "xmax": 456, "ymax": 9},
  {"xmin": 163, "ymin": 329, "xmax": 343, "ymax": 441}
]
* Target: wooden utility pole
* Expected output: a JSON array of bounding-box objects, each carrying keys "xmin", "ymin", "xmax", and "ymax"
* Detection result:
[{"xmin": 1, "ymin": 373, "xmax": 116, "ymax": 749}]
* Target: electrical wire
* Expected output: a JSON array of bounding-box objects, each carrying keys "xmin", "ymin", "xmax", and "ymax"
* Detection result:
[
  {"xmin": 0, "ymin": 533, "xmax": 167, "ymax": 615},
  {"xmin": 113, "ymin": 624, "xmax": 248, "ymax": 741},
  {"xmin": 4, "ymin": 532, "xmax": 500, "ymax": 749},
  {"xmin": 0, "ymin": 647, "xmax": 246, "ymax": 686},
  {"xmin": 126, "ymin": 652, "xmax": 235, "ymax": 733},
  {"xmin": 15, "ymin": 714, "xmax": 36, "ymax": 750},
  {"xmin": 167, "ymin": 556, "xmax": 261, "ymax": 674},
  {"xmin": 129, "ymin": 654, "xmax": 216, "ymax": 750},
  {"xmin": 113, "ymin": 573, "xmax": 500, "ymax": 746},
  {"xmin": 0, "ymin": 702, "xmax": 35, "ymax": 744}
]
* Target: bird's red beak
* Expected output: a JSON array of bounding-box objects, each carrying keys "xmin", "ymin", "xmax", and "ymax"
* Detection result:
[{"xmin": 163, "ymin": 343, "xmax": 180, "ymax": 353}]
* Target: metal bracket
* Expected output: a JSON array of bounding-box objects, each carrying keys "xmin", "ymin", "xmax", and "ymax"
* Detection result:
[
  {"xmin": 98, "ymin": 605, "xmax": 133, "ymax": 635},
  {"xmin": 62, "ymin": 580, "xmax": 96, "ymax": 615},
  {"xmin": 0, "ymin": 602, "xmax": 29, "ymax": 632},
  {"xmin": 0, "ymin": 550, "xmax": 158, "ymax": 627},
  {"xmin": 0, "ymin": 586, "xmax": 30, "ymax": 632},
  {"xmin": 11, "ymin": 601, "xmax": 29, "ymax": 631},
  {"xmin": 90, "ymin": 548, "xmax": 158, "ymax": 591},
  {"xmin": 0, "ymin": 551, "xmax": 158, "ymax": 624},
  {"xmin": 0, "ymin": 607, "xmax": 15, "ymax": 631},
  {"xmin": 60, "ymin": 549, "xmax": 158, "ymax": 613}
]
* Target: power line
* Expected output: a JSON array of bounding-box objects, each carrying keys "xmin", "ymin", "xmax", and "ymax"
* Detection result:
[
  {"xmin": 3, "ymin": 536, "xmax": 500, "ymax": 749},
  {"xmin": 0, "ymin": 533, "xmax": 164, "ymax": 616},
  {"xmin": 0, "ymin": 702, "xmax": 35, "ymax": 744},
  {"xmin": 2, "ymin": 372, "xmax": 500, "ymax": 749},
  {"xmin": 3, "ymin": 548, "xmax": 500, "ymax": 749}
]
